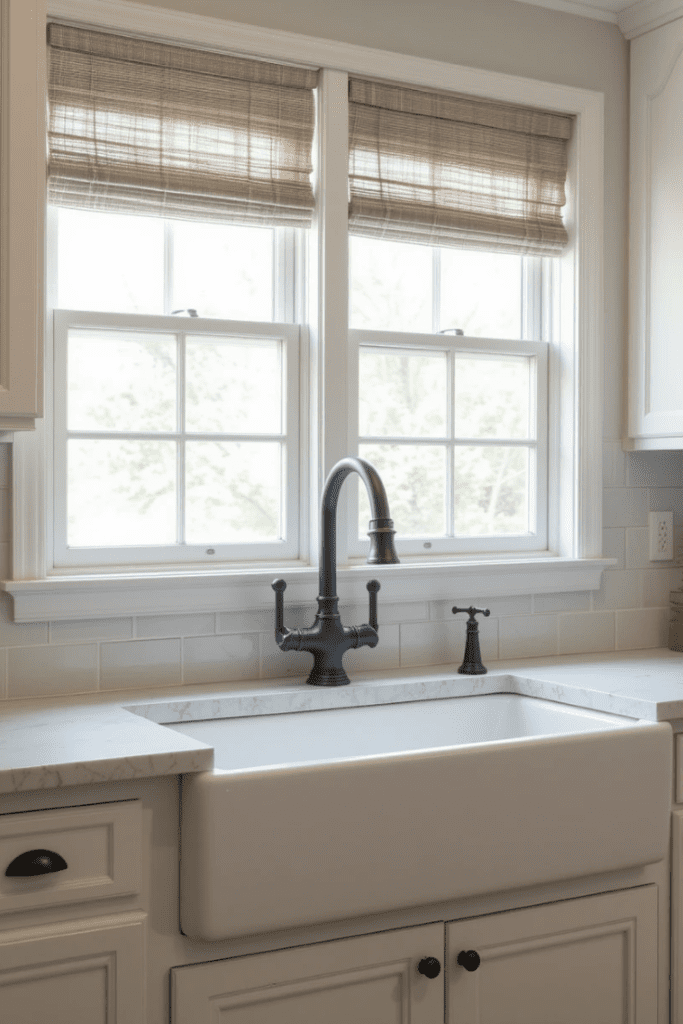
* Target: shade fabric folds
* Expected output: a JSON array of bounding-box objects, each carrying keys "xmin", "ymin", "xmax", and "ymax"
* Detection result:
[
  {"xmin": 348, "ymin": 77, "xmax": 574, "ymax": 255},
  {"xmin": 47, "ymin": 24, "xmax": 319, "ymax": 227}
]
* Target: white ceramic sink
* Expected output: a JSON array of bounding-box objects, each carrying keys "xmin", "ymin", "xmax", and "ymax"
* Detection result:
[{"xmin": 166, "ymin": 691, "xmax": 672, "ymax": 941}]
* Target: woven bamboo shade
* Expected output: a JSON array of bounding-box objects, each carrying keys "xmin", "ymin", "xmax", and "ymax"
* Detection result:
[
  {"xmin": 349, "ymin": 77, "xmax": 573, "ymax": 254},
  {"xmin": 47, "ymin": 24, "xmax": 318, "ymax": 227}
]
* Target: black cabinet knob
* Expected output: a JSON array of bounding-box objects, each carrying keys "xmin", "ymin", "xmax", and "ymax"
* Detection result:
[
  {"xmin": 417, "ymin": 956, "xmax": 441, "ymax": 979},
  {"xmin": 457, "ymin": 949, "xmax": 481, "ymax": 972},
  {"xmin": 5, "ymin": 849, "xmax": 68, "ymax": 877}
]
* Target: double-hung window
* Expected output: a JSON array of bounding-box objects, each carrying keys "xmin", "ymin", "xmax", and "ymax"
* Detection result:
[
  {"xmin": 38, "ymin": 15, "xmax": 586, "ymax": 593},
  {"xmin": 47, "ymin": 24, "xmax": 313, "ymax": 567}
]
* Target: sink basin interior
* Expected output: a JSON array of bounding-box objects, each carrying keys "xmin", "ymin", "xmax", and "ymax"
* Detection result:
[{"xmin": 164, "ymin": 692, "xmax": 638, "ymax": 771}]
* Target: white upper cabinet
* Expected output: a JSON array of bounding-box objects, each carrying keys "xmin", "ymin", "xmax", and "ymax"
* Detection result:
[
  {"xmin": 0, "ymin": 0, "xmax": 45, "ymax": 432},
  {"xmin": 627, "ymin": 13, "xmax": 683, "ymax": 449}
]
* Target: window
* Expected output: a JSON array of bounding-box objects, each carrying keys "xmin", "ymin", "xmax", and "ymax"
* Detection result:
[
  {"xmin": 51, "ymin": 208, "xmax": 304, "ymax": 566},
  {"xmin": 349, "ymin": 237, "xmax": 549, "ymax": 557},
  {"xmin": 5, "ymin": 3, "xmax": 607, "ymax": 618}
]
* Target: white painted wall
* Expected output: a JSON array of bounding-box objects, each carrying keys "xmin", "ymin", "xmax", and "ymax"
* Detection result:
[{"xmin": 0, "ymin": 0, "xmax": 680, "ymax": 700}]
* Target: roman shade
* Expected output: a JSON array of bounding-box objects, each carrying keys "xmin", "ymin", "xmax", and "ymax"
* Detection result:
[
  {"xmin": 348, "ymin": 77, "xmax": 574, "ymax": 254},
  {"xmin": 47, "ymin": 24, "xmax": 318, "ymax": 227}
]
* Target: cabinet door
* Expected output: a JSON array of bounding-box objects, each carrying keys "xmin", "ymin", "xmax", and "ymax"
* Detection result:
[
  {"xmin": 0, "ymin": 912, "xmax": 146, "ymax": 1024},
  {"xmin": 172, "ymin": 922, "xmax": 444, "ymax": 1024},
  {"xmin": 446, "ymin": 886, "xmax": 658, "ymax": 1023},
  {"xmin": 627, "ymin": 15, "xmax": 683, "ymax": 447}
]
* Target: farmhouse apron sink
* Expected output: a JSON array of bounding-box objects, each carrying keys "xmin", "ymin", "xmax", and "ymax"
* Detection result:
[{"xmin": 165, "ymin": 691, "xmax": 672, "ymax": 941}]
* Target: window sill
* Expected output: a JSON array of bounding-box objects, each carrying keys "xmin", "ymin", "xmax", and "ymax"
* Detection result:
[{"xmin": 1, "ymin": 557, "xmax": 616, "ymax": 623}]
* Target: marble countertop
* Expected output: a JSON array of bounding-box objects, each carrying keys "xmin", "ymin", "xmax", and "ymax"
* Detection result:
[{"xmin": 2, "ymin": 647, "xmax": 683, "ymax": 795}]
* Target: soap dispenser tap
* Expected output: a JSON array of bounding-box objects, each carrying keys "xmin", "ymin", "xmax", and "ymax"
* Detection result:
[{"xmin": 452, "ymin": 606, "xmax": 490, "ymax": 675}]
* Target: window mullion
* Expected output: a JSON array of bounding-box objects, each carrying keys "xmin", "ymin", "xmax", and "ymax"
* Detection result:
[
  {"xmin": 311, "ymin": 68, "xmax": 351, "ymax": 565},
  {"xmin": 164, "ymin": 222, "xmax": 174, "ymax": 316},
  {"xmin": 432, "ymin": 248, "xmax": 441, "ymax": 333},
  {"xmin": 177, "ymin": 332, "xmax": 186, "ymax": 546},
  {"xmin": 448, "ymin": 348, "xmax": 456, "ymax": 537},
  {"xmin": 522, "ymin": 256, "xmax": 543, "ymax": 341}
]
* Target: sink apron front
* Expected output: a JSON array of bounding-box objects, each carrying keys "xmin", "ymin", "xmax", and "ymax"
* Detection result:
[{"xmin": 178, "ymin": 722, "xmax": 672, "ymax": 941}]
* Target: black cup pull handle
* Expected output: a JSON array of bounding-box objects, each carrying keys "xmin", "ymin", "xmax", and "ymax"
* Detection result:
[
  {"xmin": 417, "ymin": 956, "xmax": 441, "ymax": 979},
  {"xmin": 457, "ymin": 949, "xmax": 481, "ymax": 972},
  {"xmin": 5, "ymin": 849, "xmax": 68, "ymax": 877}
]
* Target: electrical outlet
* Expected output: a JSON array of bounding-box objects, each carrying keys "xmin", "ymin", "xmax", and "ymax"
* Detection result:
[{"xmin": 649, "ymin": 510, "xmax": 674, "ymax": 561}]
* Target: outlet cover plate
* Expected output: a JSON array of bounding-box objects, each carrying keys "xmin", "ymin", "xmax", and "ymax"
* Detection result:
[{"xmin": 649, "ymin": 510, "xmax": 674, "ymax": 561}]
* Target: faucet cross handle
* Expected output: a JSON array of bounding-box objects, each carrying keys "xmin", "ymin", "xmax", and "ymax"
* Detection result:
[{"xmin": 452, "ymin": 606, "xmax": 490, "ymax": 623}]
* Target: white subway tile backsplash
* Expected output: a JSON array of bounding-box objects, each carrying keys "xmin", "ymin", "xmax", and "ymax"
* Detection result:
[
  {"xmin": 400, "ymin": 617, "xmax": 498, "ymax": 669},
  {"xmin": 592, "ymin": 569, "xmax": 643, "ymax": 610},
  {"xmin": 344, "ymin": 624, "xmax": 400, "ymax": 672},
  {"xmin": 49, "ymin": 618, "xmax": 134, "ymax": 644},
  {"xmin": 616, "ymin": 607, "xmax": 669, "ymax": 651},
  {"xmin": 533, "ymin": 591, "xmax": 591, "ymax": 613},
  {"xmin": 602, "ymin": 528, "xmax": 625, "ymax": 571},
  {"xmin": 184, "ymin": 633, "xmax": 260, "ymax": 685},
  {"xmin": 558, "ymin": 611, "xmax": 615, "ymax": 655},
  {"xmin": 136, "ymin": 613, "xmax": 215, "ymax": 639},
  {"xmin": 499, "ymin": 614, "xmax": 558, "ymax": 659},
  {"xmin": 430, "ymin": 595, "xmax": 531, "ymax": 619},
  {"xmin": 648, "ymin": 488, "xmax": 683, "ymax": 524},
  {"xmin": 259, "ymin": 631, "xmax": 312, "ymax": 680},
  {"xmin": 643, "ymin": 567, "xmax": 681, "ymax": 608},
  {"xmin": 8, "ymin": 644, "xmax": 98, "ymax": 698},
  {"xmin": 100, "ymin": 638, "xmax": 181, "ymax": 690},
  {"xmin": 603, "ymin": 488, "xmax": 650, "ymax": 528},
  {"xmin": 624, "ymin": 527, "xmax": 651, "ymax": 569},
  {"xmin": 0, "ymin": 598, "xmax": 48, "ymax": 648},
  {"xmin": 626, "ymin": 450, "xmax": 683, "ymax": 488}
]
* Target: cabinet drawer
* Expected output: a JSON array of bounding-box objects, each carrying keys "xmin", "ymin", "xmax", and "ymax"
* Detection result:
[{"xmin": 0, "ymin": 801, "xmax": 142, "ymax": 915}]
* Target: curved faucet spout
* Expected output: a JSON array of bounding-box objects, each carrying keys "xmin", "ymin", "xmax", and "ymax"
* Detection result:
[
  {"xmin": 271, "ymin": 456, "xmax": 399, "ymax": 686},
  {"xmin": 319, "ymin": 456, "xmax": 399, "ymax": 598}
]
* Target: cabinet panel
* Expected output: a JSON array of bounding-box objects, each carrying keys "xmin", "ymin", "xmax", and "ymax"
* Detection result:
[
  {"xmin": 171, "ymin": 922, "xmax": 444, "ymax": 1024},
  {"xmin": 627, "ymin": 16, "xmax": 683, "ymax": 447},
  {"xmin": 0, "ymin": 800, "xmax": 142, "ymax": 915},
  {"xmin": 0, "ymin": 911, "xmax": 146, "ymax": 1024},
  {"xmin": 446, "ymin": 885, "xmax": 657, "ymax": 1023}
]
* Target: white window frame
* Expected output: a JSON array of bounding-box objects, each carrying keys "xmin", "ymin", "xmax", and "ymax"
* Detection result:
[
  {"xmin": 3, "ymin": 0, "xmax": 611, "ymax": 622},
  {"xmin": 348, "ymin": 330, "xmax": 548, "ymax": 558},
  {"xmin": 53, "ymin": 310, "xmax": 302, "ymax": 567}
]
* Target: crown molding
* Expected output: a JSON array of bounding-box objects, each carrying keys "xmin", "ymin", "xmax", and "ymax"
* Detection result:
[{"xmin": 617, "ymin": 0, "xmax": 683, "ymax": 36}]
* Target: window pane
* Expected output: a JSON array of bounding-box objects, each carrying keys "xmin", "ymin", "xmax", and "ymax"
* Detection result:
[
  {"xmin": 440, "ymin": 249, "xmax": 522, "ymax": 339},
  {"xmin": 185, "ymin": 336, "xmax": 282, "ymax": 435},
  {"xmin": 359, "ymin": 347, "xmax": 447, "ymax": 437},
  {"xmin": 453, "ymin": 446, "xmax": 529, "ymax": 535},
  {"xmin": 185, "ymin": 441, "xmax": 281, "ymax": 542},
  {"xmin": 172, "ymin": 222, "xmax": 274, "ymax": 321},
  {"xmin": 68, "ymin": 330, "xmax": 177, "ymax": 433},
  {"xmin": 68, "ymin": 439, "xmax": 176, "ymax": 546},
  {"xmin": 350, "ymin": 237, "xmax": 432, "ymax": 332},
  {"xmin": 359, "ymin": 443, "xmax": 447, "ymax": 537},
  {"xmin": 454, "ymin": 354, "xmax": 532, "ymax": 439},
  {"xmin": 57, "ymin": 208, "xmax": 164, "ymax": 314}
]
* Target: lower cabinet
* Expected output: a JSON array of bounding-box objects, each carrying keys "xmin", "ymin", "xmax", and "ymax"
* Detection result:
[
  {"xmin": 447, "ymin": 886, "xmax": 658, "ymax": 1023},
  {"xmin": 172, "ymin": 886, "xmax": 658, "ymax": 1024},
  {"xmin": 0, "ymin": 911, "xmax": 147, "ymax": 1024}
]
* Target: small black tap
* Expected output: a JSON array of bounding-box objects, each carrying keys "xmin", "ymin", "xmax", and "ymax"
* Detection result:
[{"xmin": 452, "ymin": 606, "xmax": 490, "ymax": 675}]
